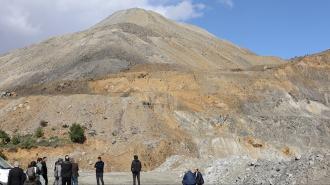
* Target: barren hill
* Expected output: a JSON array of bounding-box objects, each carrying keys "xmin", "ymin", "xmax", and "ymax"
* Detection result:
[
  {"xmin": 0, "ymin": 8, "xmax": 329, "ymax": 185},
  {"xmin": 0, "ymin": 8, "xmax": 283, "ymax": 91}
]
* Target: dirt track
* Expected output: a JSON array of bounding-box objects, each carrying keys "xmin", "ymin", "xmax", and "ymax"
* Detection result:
[{"xmin": 48, "ymin": 171, "xmax": 181, "ymax": 185}]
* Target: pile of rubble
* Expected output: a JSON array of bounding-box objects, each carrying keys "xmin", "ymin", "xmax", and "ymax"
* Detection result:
[
  {"xmin": 205, "ymin": 152, "xmax": 330, "ymax": 185},
  {"xmin": 0, "ymin": 91, "xmax": 16, "ymax": 98}
]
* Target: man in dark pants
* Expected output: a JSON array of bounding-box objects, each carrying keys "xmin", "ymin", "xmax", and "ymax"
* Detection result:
[
  {"xmin": 194, "ymin": 168, "xmax": 204, "ymax": 185},
  {"xmin": 95, "ymin": 157, "xmax": 105, "ymax": 185},
  {"xmin": 41, "ymin": 157, "xmax": 48, "ymax": 185},
  {"xmin": 7, "ymin": 161, "xmax": 26, "ymax": 185},
  {"xmin": 131, "ymin": 155, "xmax": 142, "ymax": 185},
  {"xmin": 61, "ymin": 155, "xmax": 72, "ymax": 185}
]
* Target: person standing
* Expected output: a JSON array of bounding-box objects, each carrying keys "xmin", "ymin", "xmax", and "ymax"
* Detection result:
[
  {"xmin": 36, "ymin": 158, "xmax": 45, "ymax": 185},
  {"xmin": 7, "ymin": 161, "xmax": 26, "ymax": 185},
  {"xmin": 54, "ymin": 158, "xmax": 63, "ymax": 185},
  {"xmin": 61, "ymin": 155, "xmax": 72, "ymax": 185},
  {"xmin": 71, "ymin": 158, "xmax": 79, "ymax": 185},
  {"xmin": 182, "ymin": 169, "xmax": 196, "ymax": 185},
  {"xmin": 131, "ymin": 155, "xmax": 142, "ymax": 185},
  {"xmin": 24, "ymin": 161, "xmax": 38, "ymax": 185},
  {"xmin": 194, "ymin": 169, "xmax": 204, "ymax": 185},
  {"xmin": 41, "ymin": 157, "xmax": 48, "ymax": 185},
  {"xmin": 94, "ymin": 157, "xmax": 105, "ymax": 185}
]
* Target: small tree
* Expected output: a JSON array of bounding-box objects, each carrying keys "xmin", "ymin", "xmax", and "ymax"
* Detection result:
[
  {"xmin": 69, "ymin": 123, "xmax": 86, "ymax": 144},
  {"xmin": 0, "ymin": 130, "xmax": 10, "ymax": 145},
  {"xmin": 34, "ymin": 127, "xmax": 44, "ymax": 138}
]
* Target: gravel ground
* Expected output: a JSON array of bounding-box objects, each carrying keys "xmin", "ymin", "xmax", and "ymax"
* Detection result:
[{"xmin": 48, "ymin": 171, "xmax": 181, "ymax": 185}]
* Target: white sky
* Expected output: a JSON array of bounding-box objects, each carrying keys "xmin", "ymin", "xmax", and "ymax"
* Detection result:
[{"xmin": 0, "ymin": 0, "xmax": 207, "ymax": 54}]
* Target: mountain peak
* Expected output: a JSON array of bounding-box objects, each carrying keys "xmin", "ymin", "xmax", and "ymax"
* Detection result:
[{"xmin": 94, "ymin": 8, "xmax": 169, "ymax": 28}]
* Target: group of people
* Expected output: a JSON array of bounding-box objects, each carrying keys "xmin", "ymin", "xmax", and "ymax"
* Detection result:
[
  {"xmin": 7, "ymin": 157, "xmax": 48, "ymax": 185},
  {"xmin": 53, "ymin": 155, "xmax": 79, "ymax": 185},
  {"xmin": 7, "ymin": 154, "xmax": 203, "ymax": 185},
  {"xmin": 7, "ymin": 155, "xmax": 142, "ymax": 185},
  {"xmin": 7, "ymin": 155, "xmax": 80, "ymax": 185},
  {"xmin": 182, "ymin": 169, "xmax": 204, "ymax": 185}
]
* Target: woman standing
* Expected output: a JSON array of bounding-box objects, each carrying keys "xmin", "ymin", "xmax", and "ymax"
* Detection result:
[{"xmin": 54, "ymin": 158, "xmax": 63, "ymax": 185}]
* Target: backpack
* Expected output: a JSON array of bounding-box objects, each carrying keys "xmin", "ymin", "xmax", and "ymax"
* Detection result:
[{"xmin": 27, "ymin": 167, "xmax": 36, "ymax": 180}]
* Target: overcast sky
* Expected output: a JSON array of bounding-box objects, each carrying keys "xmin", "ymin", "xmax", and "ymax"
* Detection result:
[{"xmin": 1, "ymin": 0, "xmax": 329, "ymax": 59}]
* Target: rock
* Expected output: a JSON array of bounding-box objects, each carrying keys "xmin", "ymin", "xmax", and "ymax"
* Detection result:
[
  {"xmin": 0, "ymin": 91, "xmax": 16, "ymax": 98},
  {"xmin": 131, "ymin": 127, "xmax": 139, "ymax": 135},
  {"xmin": 0, "ymin": 92, "xmax": 6, "ymax": 97},
  {"xmin": 88, "ymin": 130, "xmax": 97, "ymax": 136}
]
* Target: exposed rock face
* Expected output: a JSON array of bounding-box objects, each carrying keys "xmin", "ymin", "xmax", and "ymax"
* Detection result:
[{"xmin": 0, "ymin": 8, "xmax": 329, "ymax": 184}]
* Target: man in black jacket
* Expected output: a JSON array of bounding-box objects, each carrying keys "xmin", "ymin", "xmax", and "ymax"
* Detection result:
[
  {"xmin": 194, "ymin": 168, "xmax": 204, "ymax": 185},
  {"xmin": 61, "ymin": 155, "xmax": 72, "ymax": 185},
  {"xmin": 94, "ymin": 157, "xmax": 105, "ymax": 185},
  {"xmin": 41, "ymin": 157, "xmax": 48, "ymax": 185},
  {"xmin": 131, "ymin": 155, "xmax": 142, "ymax": 185},
  {"xmin": 7, "ymin": 161, "xmax": 26, "ymax": 185}
]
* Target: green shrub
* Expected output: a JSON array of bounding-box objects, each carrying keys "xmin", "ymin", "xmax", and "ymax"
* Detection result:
[
  {"xmin": 8, "ymin": 133, "xmax": 65, "ymax": 149},
  {"xmin": 0, "ymin": 150, "xmax": 7, "ymax": 160},
  {"xmin": 0, "ymin": 130, "xmax": 10, "ymax": 145},
  {"xmin": 34, "ymin": 127, "xmax": 44, "ymax": 138},
  {"xmin": 69, "ymin": 123, "xmax": 86, "ymax": 144},
  {"xmin": 20, "ymin": 136, "xmax": 37, "ymax": 149},
  {"xmin": 11, "ymin": 134, "xmax": 21, "ymax": 145}
]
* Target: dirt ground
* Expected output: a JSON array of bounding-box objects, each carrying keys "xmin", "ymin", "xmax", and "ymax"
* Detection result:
[{"xmin": 48, "ymin": 171, "xmax": 181, "ymax": 185}]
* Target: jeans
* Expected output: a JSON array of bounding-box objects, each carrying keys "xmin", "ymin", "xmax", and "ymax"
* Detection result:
[
  {"xmin": 71, "ymin": 176, "xmax": 78, "ymax": 185},
  {"xmin": 133, "ymin": 172, "xmax": 140, "ymax": 185},
  {"xmin": 96, "ymin": 173, "xmax": 104, "ymax": 185},
  {"xmin": 62, "ymin": 177, "xmax": 71, "ymax": 185}
]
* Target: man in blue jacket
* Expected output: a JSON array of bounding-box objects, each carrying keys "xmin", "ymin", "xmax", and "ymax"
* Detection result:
[{"xmin": 182, "ymin": 169, "xmax": 196, "ymax": 185}]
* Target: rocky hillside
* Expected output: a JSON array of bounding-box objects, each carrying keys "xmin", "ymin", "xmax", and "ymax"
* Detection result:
[
  {"xmin": 0, "ymin": 8, "xmax": 329, "ymax": 184},
  {"xmin": 0, "ymin": 8, "xmax": 282, "ymax": 91}
]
